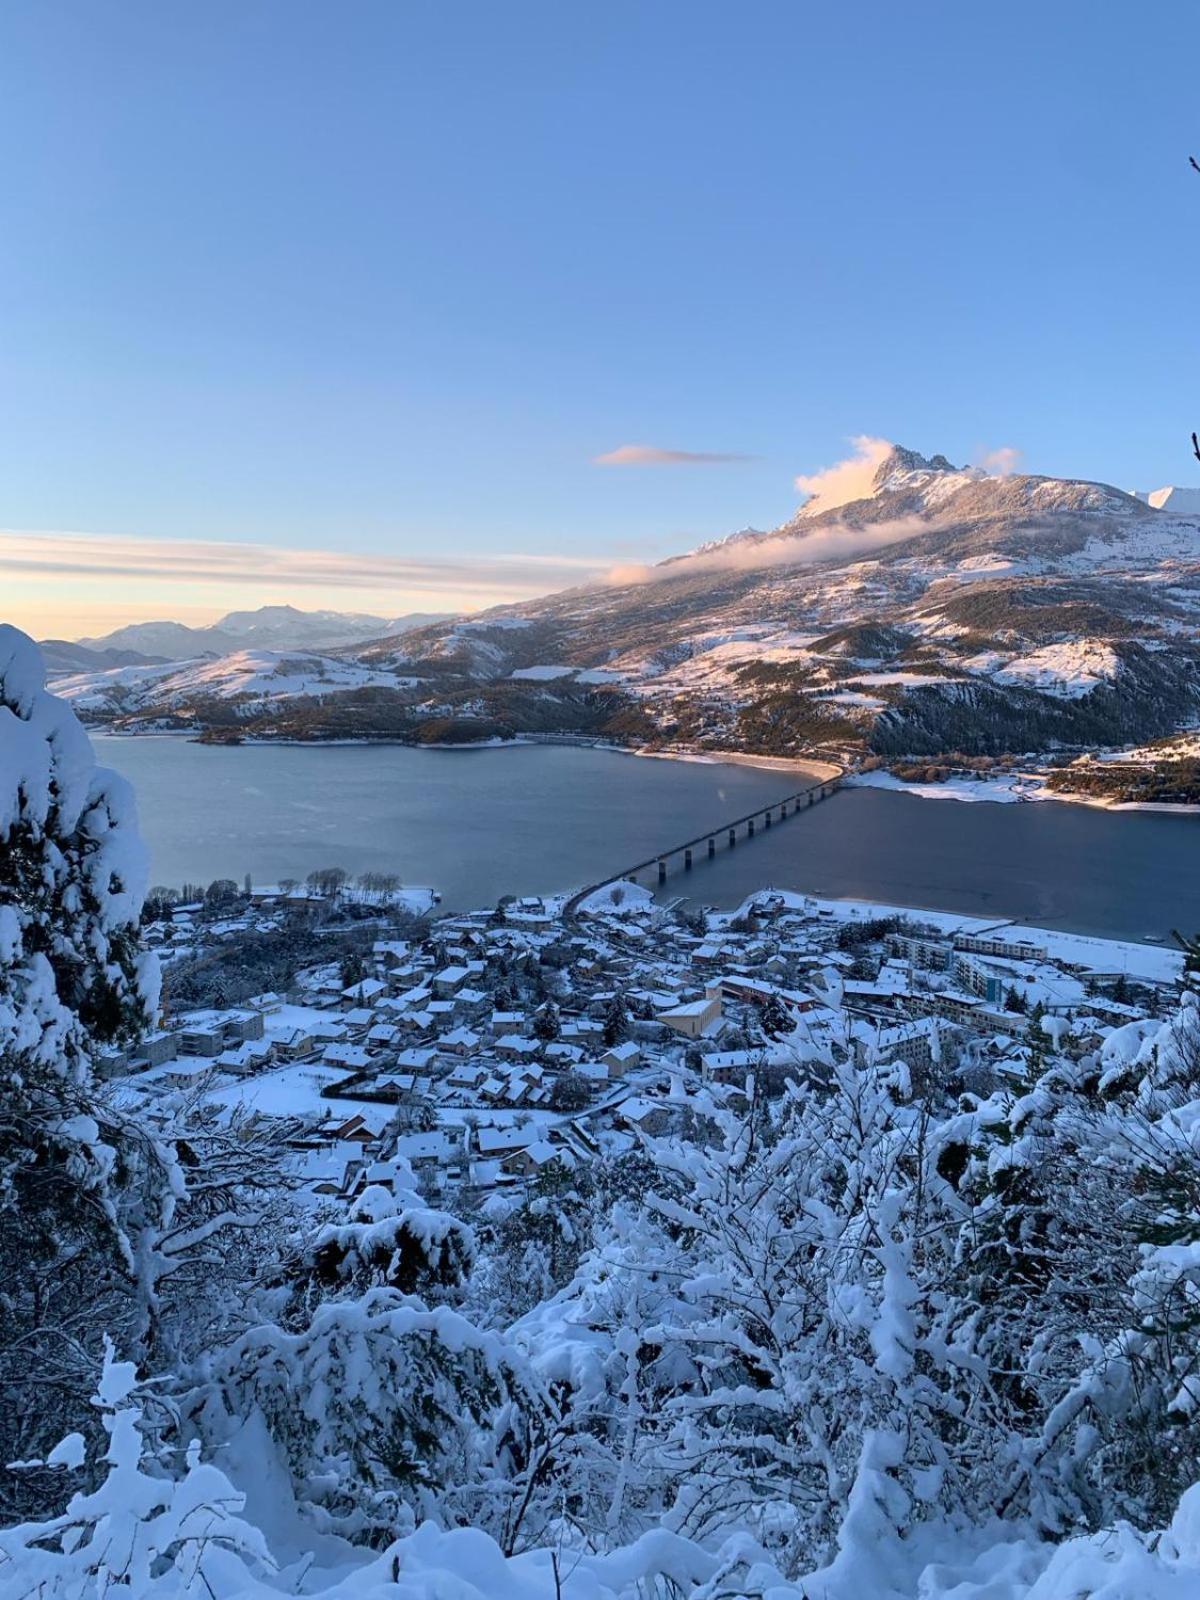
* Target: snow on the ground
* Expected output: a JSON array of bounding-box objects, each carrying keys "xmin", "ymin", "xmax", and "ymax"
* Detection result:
[
  {"xmin": 577, "ymin": 880, "xmax": 656, "ymax": 914},
  {"xmin": 848, "ymin": 768, "xmax": 1046, "ymax": 803},
  {"xmin": 508, "ymin": 664, "xmax": 624, "ymax": 684},
  {"xmin": 853, "ymin": 671, "xmax": 959, "ymax": 687},
  {"xmin": 1091, "ymin": 730, "xmax": 1200, "ymax": 763},
  {"xmin": 56, "ymin": 650, "xmax": 397, "ymax": 711},
  {"xmin": 722, "ymin": 889, "xmax": 1185, "ymax": 976},
  {"xmin": 997, "ymin": 923, "xmax": 1184, "ymax": 983},
  {"xmin": 942, "ymin": 553, "xmax": 1040, "ymax": 581},
  {"xmin": 987, "ymin": 640, "xmax": 1119, "ymax": 699},
  {"xmin": 205, "ymin": 1061, "xmax": 355, "ymax": 1120},
  {"xmin": 819, "ymin": 689, "xmax": 887, "ymax": 709}
]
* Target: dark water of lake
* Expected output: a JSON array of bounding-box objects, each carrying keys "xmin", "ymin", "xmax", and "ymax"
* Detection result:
[
  {"xmin": 93, "ymin": 738, "xmax": 1198, "ymax": 940},
  {"xmin": 93, "ymin": 738, "xmax": 796, "ymax": 909},
  {"xmin": 659, "ymin": 784, "xmax": 1199, "ymax": 942}
]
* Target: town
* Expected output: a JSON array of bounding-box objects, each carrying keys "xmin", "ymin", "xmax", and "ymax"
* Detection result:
[{"xmin": 102, "ymin": 870, "xmax": 1185, "ymax": 1212}]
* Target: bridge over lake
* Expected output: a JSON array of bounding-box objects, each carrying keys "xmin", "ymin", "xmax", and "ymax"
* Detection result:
[{"xmin": 565, "ymin": 771, "xmax": 841, "ymax": 916}]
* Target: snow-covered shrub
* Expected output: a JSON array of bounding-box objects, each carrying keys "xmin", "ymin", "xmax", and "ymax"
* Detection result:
[
  {"xmin": 508, "ymin": 1067, "xmax": 984, "ymax": 1573},
  {"xmin": 201, "ymin": 1288, "xmax": 553, "ymax": 1547},
  {"xmin": 935, "ymin": 994, "xmax": 1200, "ymax": 1534},
  {"xmin": 301, "ymin": 1165, "xmax": 475, "ymax": 1300},
  {"xmin": 0, "ymin": 1339, "xmax": 271, "ymax": 1600}
]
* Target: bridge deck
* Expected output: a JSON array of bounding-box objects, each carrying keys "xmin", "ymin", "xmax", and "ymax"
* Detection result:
[{"xmin": 564, "ymin": 774, "xmax": 840, "ymax": 919}]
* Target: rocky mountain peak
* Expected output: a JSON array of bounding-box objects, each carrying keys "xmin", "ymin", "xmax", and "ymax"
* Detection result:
[{"xmin": 870, "ymin": 445, "xmax": 960, "ymax": 489}]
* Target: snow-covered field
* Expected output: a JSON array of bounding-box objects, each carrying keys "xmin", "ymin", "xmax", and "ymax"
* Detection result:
[
  {"xmin": 56, "ymin": 649, "xmax": 398, "ymax": 713},
  {"xmin": 847, "ymin": 768, "xmax": 1047, "ymax": 803},
  {"xmin": 987, "ymin": 640, "xmax": 1119, "ymax": 698}
]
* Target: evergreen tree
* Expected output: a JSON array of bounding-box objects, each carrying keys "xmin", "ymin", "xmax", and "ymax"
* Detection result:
[
  {"xmin": 0, "ymin": 628, "xmax": 164, "ymax": 1507},
  {"xmin": 533, "ymin": 1000, "xmax": 561, "ymax": 1042},
  {"xmin": 602, "ymin": 990, "xmax": 630, "ymax": 1048},
  {"xmin": 1173, "ymin": 930, "xmax": 1200, "ymax": 994},
  {"xmin": 758, "ymin": 991, "xmax": 793, "ymax": 1037}
]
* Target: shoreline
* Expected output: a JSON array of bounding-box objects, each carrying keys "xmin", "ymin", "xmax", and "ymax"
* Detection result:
[
  {"xmin": 846, "ymin": 767, "xmax": 1200, "ymax": 816},
  {"xmin": 715, "ymin": 888, "xmax": 1185, "ymax": 972},
  {"xmin": 92, "ymin": 727, "xmax": 840, "ymax": 783},
  {"xmin": 89, "ymin": 728, "xmax": 1199, "ymax": 814}
]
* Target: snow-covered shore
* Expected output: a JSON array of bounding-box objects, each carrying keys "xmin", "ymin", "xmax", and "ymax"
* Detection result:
[{"xmin": 847, "ymin": 766, "xmax": 1200, "ymax": 814}]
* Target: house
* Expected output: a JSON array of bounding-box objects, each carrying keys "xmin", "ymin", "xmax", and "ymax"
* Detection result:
[
  {"xmin": 322, "ymin": 1041, "xmax": 374, "ymax": 1071},
  {"xmin": 438, "ymin": 1026, "xmax": 481, "ymax": 1056},
  {"xmin": 393, "ymin": 1129, "xmax": 464, "ymax": 1169},
  {"xmin": 394, "ymin": 1046, "xmax": 438, "ymax": 1073},
  {"xmin": 215, "ymin": 1038, "xmax": 274, "ymax": 1075},
  {"xmin": 452, "ymin": 987, "xmax": 491, "ymax": 1020},
  {"xmin": 697, "ymin": 1047, "xmax": 762, "ymax": 1085},
  {"xmin": 446, "ymin": 1062, "xmax": 489, "ymax": 1092},
  {"xmin": 341, "ymin": 976, "xmax": 388, "ymax": 1005},
  {"xmin": 326, "ymin": 1113, "xmax": 381, "ymax": 1148},
  {"xmin": 159, "ymin": 1057, "xmax": 218, "ymax": 1091},
  {"xmin": 269, "ymin": 1024, "xmax": 316, "ymax": 1060},
  {"xmin": 292, "ymin": 1141, "xmax": 363, "ymax": 1197},
  {"xmin": 495, "ymin": 1034, "xmax": 542, "ymax": 1062},
  {"xmin": 432, "ymin": 965, "xmax": 471, "ymax": 997},
  {"xmin": 617, "ymin": 1096, "xmax": 673, "ymax": 1135},
  {"xmin": 544, "ymin": 1041, "xmax": 584, "ymax": 1068},
  {"xmin": 473, "ymin": 1125, "xmax": 538, "ymax": 1159},
  {"xmin": 656, "ymin": 994, "xmax": 722, "ymax": 1040},
  {"xmin": 502, "ymin": 1140, "xmax": 575, "ymax": 1179},
  {"xmin": 601, "ymin": 1040, "xmax": 641, "ymax": 1074}
]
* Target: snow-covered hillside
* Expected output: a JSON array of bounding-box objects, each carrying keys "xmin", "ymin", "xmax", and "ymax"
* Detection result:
[
  {"xmin": 55, "ymin": 650, "xmax": 401, "ymax": 718},
  {"xmin": 59, "ymin": 448, "xmax": 1200, "ymax": 761}
]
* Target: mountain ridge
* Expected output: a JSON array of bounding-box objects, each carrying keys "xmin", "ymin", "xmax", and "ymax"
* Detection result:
[
  {"xmin": 50, "ymin": 450, "xmax": 1200, "ymax": 772},
  {"xmin": 72, "ymin": 604, "xmax": 452, "ymax": 662}
]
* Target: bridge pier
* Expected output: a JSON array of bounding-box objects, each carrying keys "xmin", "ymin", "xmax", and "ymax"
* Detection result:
[
  {"xmin": 657, "ymin": 859, "xmax": 667, "ymax": 885},
  {"xmin": 684, "ymin": 847, "xmax": 693, "ymax": 870},
  {"xmin": 779, "ymin": 802, "xmax": 787, "ymax": 821},
  {"xmin": 748, "ymin": 816, "xmax": 755, "ymax": 837},
  {"xmin": 708, "ymin": 837, "xmax": 715, "ymax": 858},
  {"xmin": 764, "ymin": 809, "xmax": 771, "ymax": 829},
  {"xmin": 728, "ymin": 828, "xmax": 736, "ymax": 848}
]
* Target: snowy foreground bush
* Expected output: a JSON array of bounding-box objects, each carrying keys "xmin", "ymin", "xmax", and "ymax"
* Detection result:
[
  {"xmin": 5, "ymin": 623, "xmax": 1200, "ymax": 1598},
  {"xmin": 7, "ymin": 1327, "xmax": 1200, "ymax": 1597}
]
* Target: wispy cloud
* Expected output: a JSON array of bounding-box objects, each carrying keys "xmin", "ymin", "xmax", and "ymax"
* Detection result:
[
  {"xmin": 606, "ymin": 515, "xmax": 928, "ymax": 587},
  {"xmin": 593, "ymin": 443, "xmax": 755, "ymax": 467},
  {"xmin": 793, "ymin": 435, "xmax": 895, "ymax": 513},
  {"xmin": 0, "ymin": 528, "xmax": 609, "ymax": 603},
  {"xmin": 975, "ymin": 444, "xmax": 1022, "ymax": 476}
]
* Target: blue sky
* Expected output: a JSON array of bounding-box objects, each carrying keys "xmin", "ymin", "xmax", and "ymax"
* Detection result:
[{"xmin": 2, "ymin": 1, "xmax": 1198, "ymax": 633}]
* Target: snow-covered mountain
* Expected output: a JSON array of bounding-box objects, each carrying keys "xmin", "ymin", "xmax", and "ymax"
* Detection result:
[
  {"xmin": 1132, "ymin": 484, "xmax": 1200, "ymax": 515},
  {"xmin": 73, "ymin": 604, "xmax": 449, "ymax": 662},
  {"xmin": 53, "ymin": 648, "xmax": 402, "ymax": 723},
  {"xmin": 60, "ymin": 450, "xmax": 1200, "ymax": 758}
]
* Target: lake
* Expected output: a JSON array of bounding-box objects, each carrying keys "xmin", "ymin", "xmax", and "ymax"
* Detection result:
[{"xmin": 93, "ymin": 737, "xmax": 1199, "ymax": 940}]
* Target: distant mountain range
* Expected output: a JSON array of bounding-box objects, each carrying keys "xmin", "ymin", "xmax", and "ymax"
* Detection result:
[
  {"xmin": 51, "ymin": 605, "xmax": 451, "ymax": 669},
  {"xmin": 50, "ymin": 453, "xmax": 1200, "ymax": 781}
]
